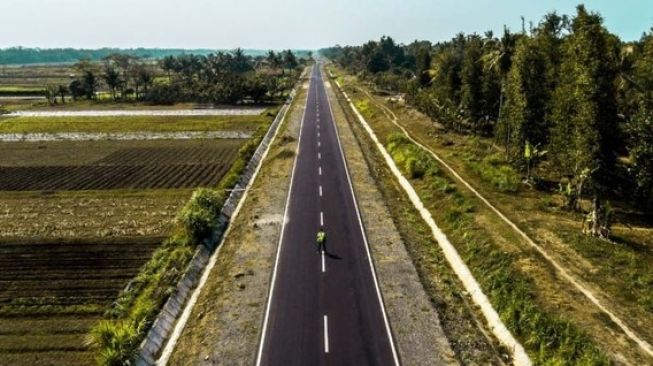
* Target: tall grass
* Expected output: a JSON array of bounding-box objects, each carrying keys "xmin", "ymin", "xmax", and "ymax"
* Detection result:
[{"xmin": 385, "ymin": 132, "xmax": 610, "ymax": 365}]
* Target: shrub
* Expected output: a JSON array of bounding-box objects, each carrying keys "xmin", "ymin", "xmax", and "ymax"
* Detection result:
[
  {"xmin": 178, "ymin": 200, "xmax": 216, "ymax": 244},
  {"xmin": 464, "ymin": 153, "xmax": 521, "ymax": 193},
  {"xmin": 88, "ymin": 320, "xmax": 138, "ymax": 366},
  {"xmin": 190, "ymin": 188, "xmax": 225, "ymax": 217}
]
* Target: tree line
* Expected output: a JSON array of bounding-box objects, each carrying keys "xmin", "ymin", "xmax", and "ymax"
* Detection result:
[
  {"xmin": 47, "ymin": 48, "xmax": 307, "ymax": 105},
  {"xmin": 0, "ymin": 47, "xmax": 312, "ymax": 65},
  {"xmin": 321, "ymin": 5, "xmax": 653, "ymax": 238}
]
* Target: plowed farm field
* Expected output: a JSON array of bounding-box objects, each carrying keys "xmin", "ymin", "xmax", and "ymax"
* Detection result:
[
  {"xmin": 0, "ymin": 139, "xmax": 243, "ymax": 191},
  {"xmin": 0, "ymin": 238, "xmax": 160, "ymax": 366},
  {"xmin": 0, "ymin": 137, "xmax": 251, "ymax": 365}
]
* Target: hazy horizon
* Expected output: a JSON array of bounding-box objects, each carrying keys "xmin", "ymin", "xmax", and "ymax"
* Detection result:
[{"xmin": 1, "ymin": 0, "xmax": 651, "ymax": 50}]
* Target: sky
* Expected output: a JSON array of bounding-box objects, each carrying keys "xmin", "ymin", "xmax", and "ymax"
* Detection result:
[{"xmin": 1, "ymin": 0, "xmax": 651, "ymax": 50}]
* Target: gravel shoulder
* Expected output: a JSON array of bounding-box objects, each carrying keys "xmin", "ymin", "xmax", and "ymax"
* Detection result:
[
  {"xmin": 325, "ymin": 74, "xmax": 458, "ymax": 365},
  {"xmin": 166, "ymin": 78, "xmax": 308, "ymax": 365}
]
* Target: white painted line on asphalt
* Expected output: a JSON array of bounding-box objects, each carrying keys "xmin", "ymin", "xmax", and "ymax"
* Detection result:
[
  {"xmin": 320, "ymin": 211, "xmax": 324, "ymax": 226},
  {"xmin": 324, "ymin": 315, "xmax": 329, "ymax": 353},
  {"xmin": 318, "ymin": 152, "xmax": 321, "ymax": 160},
  {"xmin": 318, "ymin": 132, "xmax": 321, "ymax": 138},
  {"xmin": 322, "ymin": 251, "xmax": 326, "ymax": 273},
  {"xmin": 318, "ymin": 141, "xmax": 321, "ymax": 147},
  {"xmin": 319, "ymin": 166, "xmax": 322, "ymax": 175},
  {"xmin": 319, "ymin": 185, "xmax": 323, "ymax": 196}
]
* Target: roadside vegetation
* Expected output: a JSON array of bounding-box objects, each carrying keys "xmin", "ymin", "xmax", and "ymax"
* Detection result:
[{"xmin": 343, "ymin": 80, "xmax": 612, "ymax": 362}]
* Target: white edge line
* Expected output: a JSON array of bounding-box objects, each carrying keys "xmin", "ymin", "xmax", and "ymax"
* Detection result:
[
  {"xmin": 157, "ymin": 71, "xmax": 301, "ymax": 366},
  {"xmin": 331, "ymin": 76, "xmax": 532, "ymax": 366},
  {"xmin": 321, "ymin": 66, "xmax": 401, "ymax": 366},
  {"xmin": 254, "ymin": 65, "xmax": 313, "ymax": 366},
  {"xmin": 324, "ymin": 315, "xmax": 329, "ymax": 353}
]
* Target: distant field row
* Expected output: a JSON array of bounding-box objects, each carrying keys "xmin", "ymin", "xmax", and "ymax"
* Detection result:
[{"xmin": 0, "ymin": 114, "xmax": 269, "ymax": 133}]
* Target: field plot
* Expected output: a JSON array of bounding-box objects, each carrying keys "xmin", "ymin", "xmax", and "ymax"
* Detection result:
[
  {"xmin": 0, "ymin": 139, "xmax": 244, "ymax": 191},
  {"xmin": 0, "ymin": 114, "xmax": 269, "ymax": 134},
  {"xmin": 0, "ymin": 238, "xmax": 160, "ymax": 366},
  {"xmin": 0, "ymin": 189, "xmax": 189, "ymax": 239}
]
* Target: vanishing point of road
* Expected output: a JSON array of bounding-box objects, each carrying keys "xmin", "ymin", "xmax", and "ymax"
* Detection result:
[{"xmin": 256, "ymin": 64, "xmax": 400, "ymax": 366}]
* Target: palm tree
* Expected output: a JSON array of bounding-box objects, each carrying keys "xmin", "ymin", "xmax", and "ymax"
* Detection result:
[
  {"xmin": 481, "ymin": 26, "xmax": 516, "ymax": 123},
  {"xmin": 266, "ymin": 50, "xmax": 282, "ymax": 74}
]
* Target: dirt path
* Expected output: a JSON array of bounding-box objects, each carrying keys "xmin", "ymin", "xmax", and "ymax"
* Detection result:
[
  {"xmin": 8, "ymin": 108, "xmax": 265, "ymax": 117},
  {"xmin": 350, "ymin": 82, "xmax": 653, "ymax": 359}
]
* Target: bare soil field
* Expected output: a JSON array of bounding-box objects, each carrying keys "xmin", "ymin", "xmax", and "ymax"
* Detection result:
[
  {"xmin": 0, "ymin": 139, "xmax": 243, "ymax": 191},
  {"xmin": 0, "ymin": 237, "xmax": 160, "ymax": 365},
  {"xmin": 0, "ymin": 189, "xmax": 188, "ymax": 241}
]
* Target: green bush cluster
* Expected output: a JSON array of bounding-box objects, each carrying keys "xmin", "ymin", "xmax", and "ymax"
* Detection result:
[
  {"xmin": 463, "ymin": 152, "xmax": 521, "ymax": 193},
  {"xmin": 386, "ymin": 133, "xmax": 436, "ymax": 179},
  {"xmin": 178, "ymin": 189, "xmax": 225, "ymax": 244},
  {"xmin": 386, "ymin": 132, "xmax": 609, "ymax": 365}
]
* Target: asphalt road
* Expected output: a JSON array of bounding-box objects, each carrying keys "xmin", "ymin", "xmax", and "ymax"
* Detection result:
[{"xmin": 257, "ymin": 64, "xmax": 399, "ymax": 366}]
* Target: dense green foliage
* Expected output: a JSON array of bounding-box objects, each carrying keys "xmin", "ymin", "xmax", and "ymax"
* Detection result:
[
  {"xmin": 322, "ymin": 5, "xmax": 653, "ymax": 235},
  {"xmin": 57, "ymin": 49, "xmax": 305, "ymax": 105}
]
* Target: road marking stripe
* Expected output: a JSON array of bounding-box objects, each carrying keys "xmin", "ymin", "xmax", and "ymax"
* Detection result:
[
  {"xmin": 322, "ymin": 251, "xmax": 326, "ymax": 273},
  {"xmin": 318, "ymin": 152, "xmax": 321, "ymax": 160},
  {"xmin": 319, "ymin": 166, "xmax": 322, "ymax": 175},
  {"xmin": 318, "ymin": 132, "xmax": 320, "ymax": 138},
  {"xmin": 255, "ymin": 65, "xmax": 314, "ymax": 366},
  {"xmin": 318, "ymin": 141, "xmax": 321, "ymax": 147},
  {"xmin": 319, "ymin": 185, "xmax": 323, "ymax": 196},
  {"xmin": 320, "ymin": 211, "xmax": 324, "ymax": 226},
  {"xmin": 324, "ymin": 315, "xmax": 329, "ymax": 353}
]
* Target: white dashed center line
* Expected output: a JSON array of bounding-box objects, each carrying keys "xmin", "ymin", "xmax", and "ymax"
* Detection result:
[
  {"xmin": 323, "ymin": 315, "xmax": 329, "ymax": 353},
  {"xmin": 320, "ymin": 211, "xmax": 324, "ymax": 226},
  {"xmin": 319, "ymin": 185, "xmax": 323, "ymax": 196},
  {"xmin": 318, "ymin": 152, "xmax": 321, "ymax": 160},
  {"xmin": 319, "ymin": 166, "xmax": 322, "ymax": 175}
]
